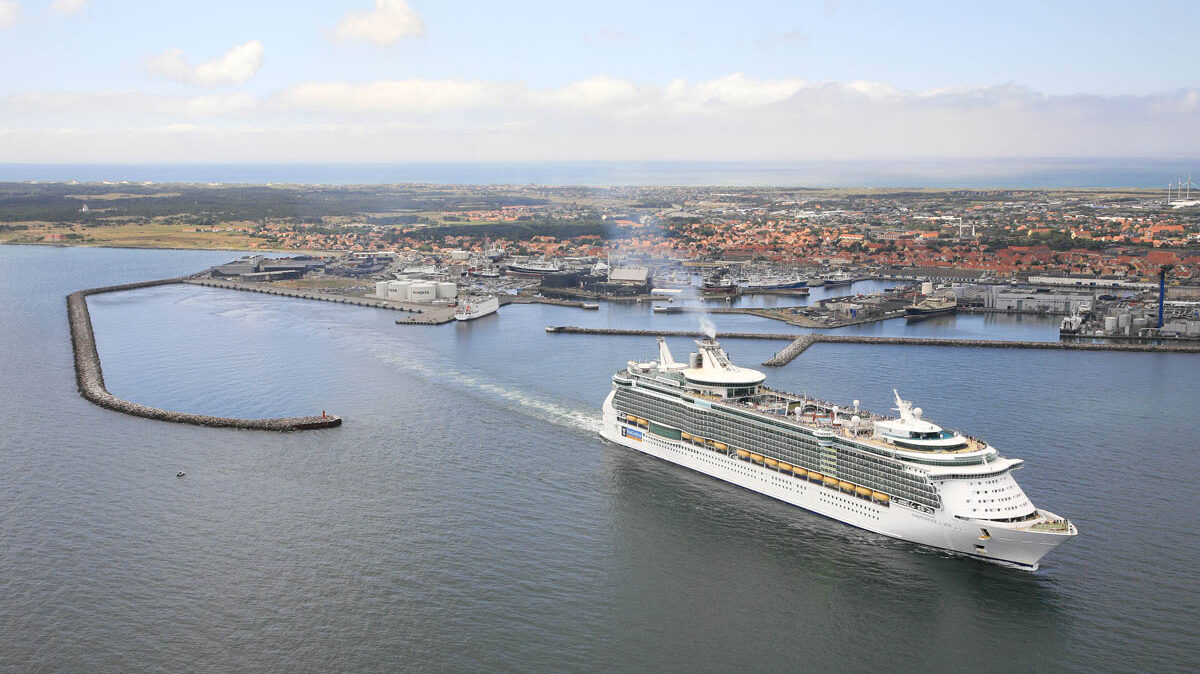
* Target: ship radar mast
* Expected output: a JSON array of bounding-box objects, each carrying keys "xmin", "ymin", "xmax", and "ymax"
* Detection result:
[{"xmin": 893, "ymin": 389, "xmax": 922, "ymax": 421}]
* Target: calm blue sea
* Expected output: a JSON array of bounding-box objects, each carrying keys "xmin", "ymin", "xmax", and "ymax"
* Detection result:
[
  {"xmin": 1, "ymin": 244, "xmax": 1197, "ymax": 673},
  {"xmin": 0, "ymin": 159, "xmax": 1194, "ymax": 187}
]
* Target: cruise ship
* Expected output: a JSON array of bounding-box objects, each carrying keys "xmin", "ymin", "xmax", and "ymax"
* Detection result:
[{"xmin": 599, "ymin": 337, "xmax": 1077, "ymax": 569}]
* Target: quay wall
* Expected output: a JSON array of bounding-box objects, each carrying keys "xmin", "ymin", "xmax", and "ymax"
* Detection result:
[
  {"xmin": 68, "ymin": 278, "xmax": 342, "ymax": 431},
  {"xmin": 544, "ymin": 326, "xmax": 1200, "ymax": 366},
  {"xmin": 186, "ymin": 278, "xmax": 455, "ymax": 324}
]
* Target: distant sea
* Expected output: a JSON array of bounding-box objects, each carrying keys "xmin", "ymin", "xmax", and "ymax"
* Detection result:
[{"xmin": 0, "ymin": 158, "xmax": 1194, "ymax": 188}]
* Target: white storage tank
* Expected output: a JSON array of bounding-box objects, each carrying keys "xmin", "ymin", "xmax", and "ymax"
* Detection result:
[
  {"xmin": 1104, "ymin": 316, "xmax": 1119, "ymax": 332},
  {"xmin": 436, "ymin": 282, "xmax": 458, "ymax": 299},
  {"xmin": 375, "ymin": 281, "xmax": 390, "ymax": 299},
  {"xmin": 408, "ymin": 282, "xmax": 436, "ymax": 303},
  {"xmin": 1118, "ymin": 313, "xmax": 1131, "ymax": 329},
  {"xmin": 921, "ymin": 281, "xmax": 934, "ymax": 295},
  {"xmin": 388, "ymin": 280, "xmax": 411, "ymax": 301}
]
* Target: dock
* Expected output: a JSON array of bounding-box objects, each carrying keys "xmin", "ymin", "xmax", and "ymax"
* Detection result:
[
  {"xmin": 543, "ymin": 326, "xmax": 1200, "ymax": 366},
  {"xmin": 186, "ymin": 278, "xmax": 456, "ymax": 324},
  {"xmin": 68, "ymin": 278, "xmax": 342, "ymax": 431}
]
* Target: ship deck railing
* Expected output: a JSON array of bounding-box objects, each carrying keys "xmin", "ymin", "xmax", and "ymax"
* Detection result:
[
  {"xmin": 627, "ymin": 371, "xmax": 990, "ymax": 457},
  {"xmin": 723, "ymin": 393, "xmax": 990, "ymax": 456}
]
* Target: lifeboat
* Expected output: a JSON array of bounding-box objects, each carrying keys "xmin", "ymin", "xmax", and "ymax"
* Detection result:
[
  {"xmin": 855, "ymin": 486, "xmax": 872, "ymax": 497},
  {"xmin": 839, "ymin": 480, "xmax": 854, "ymax": 491},
  {"xmin": 749, "ymin": 453, "xmax": 765, "ymax": 464},
  {"xmin": 823, "ymin": 476, "xmax": 840, "ymax": 487},
  {"xmin": 777, "ymin": 462, "xmax": 792, "ymax": 472},
  {"xmin": 872, "ymin": 492, "xmax": 890, "ymax": 502},
  {"xmin": 764, "ymin": 458, "xmax": 778, "ymax": 468},
  {"xmin": 626, "ymin": 416, "xmax": 639, "ymax": 425},
  {"xmin": 736, "ymin": 449, "xmax": 751, "ymax": 459},
  {"xmin": 681, "ymin": 432, "xmax": 693, "ymax": 441},
  {"xmin": 794, "ymin": 467, "xmax": 808, "ymax": 477},
  {"xmin": 808, "ymin": 472, "xmax": 823, "ymax": 482},
  {"xmin": 714, "ymin": 442, "xmax": 728, "ymax": 451}
]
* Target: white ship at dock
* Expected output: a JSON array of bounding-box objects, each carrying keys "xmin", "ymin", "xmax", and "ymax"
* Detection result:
[
  {"xmin": 454, "ymin": 295, "xmax": 499, "ymax": 321},
  {"xmin": 599, "ymin": 337, "xmax": 1077, "ymax": 569}
]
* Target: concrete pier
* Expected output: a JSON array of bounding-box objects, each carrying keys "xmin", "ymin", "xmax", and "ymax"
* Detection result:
[
  {"xmin": 68, "ymin": 278, "xmax": 342, "ymax": 431},
  {"xmin": 543, "ymin": 326, "xmax": 1200, "ymax": 366},
  {"xmin": 186, "ymin": 278, "xmax": 455, "ymax": 324}
]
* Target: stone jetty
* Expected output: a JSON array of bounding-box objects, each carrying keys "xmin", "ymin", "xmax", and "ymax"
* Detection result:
[
  {"xmin": 68, "ymin": 278, "xmax": 342, "ymax": 431},
  {"xmin": 543, "ymin": 326, "xmax": 1200, "ymax": 366}
]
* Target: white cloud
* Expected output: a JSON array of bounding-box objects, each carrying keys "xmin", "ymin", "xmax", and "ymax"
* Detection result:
[
  {"xmin": 276, "ymin": 79, "xmax": 501, "ymax": 113},
  {"xmin": 535, "ymin": 76, "xmax": 641, "ymax": 108},
  {"xmin": 51, "ymin": 0, "xmax": 88, "ymax": 16},
  {"xmin": 4, "ymin": 90, "xmax": 258, "ymax": 117},
  {"xmin": 0, "ymin": 1, "xmax": 20, "ymax": 29},
  {"xmin": 4, "ymin": 75, "xmax": 1200, "ymax": 162},
  {"xmin": 334, "ymin": 0, "xmax": 424, "ymax": 46},
  {"xmin": 144, "ymin": 41, "xmax": 264, "ymax": 87}
]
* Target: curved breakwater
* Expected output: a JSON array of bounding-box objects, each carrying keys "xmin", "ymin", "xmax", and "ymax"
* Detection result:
[{"xmin": 67, "ymin": 278, "xmax": 342, "ymax": 431}]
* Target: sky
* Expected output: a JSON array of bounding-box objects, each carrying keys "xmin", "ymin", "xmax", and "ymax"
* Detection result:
[{"xmin": 0, "ymin": 0, "xmax": 1197, "ymax": 163}]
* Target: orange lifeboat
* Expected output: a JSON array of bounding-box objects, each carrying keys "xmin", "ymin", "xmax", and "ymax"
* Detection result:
[
  {"xmin": 764, "ymin": 458, "xmax": 778, "ymax": 468},
  {"xmin": 777, "ymin": 462, "xmax": 793, "ymax": 472},
  {"xmin": 855, "ymin": 486, "xmax": 872, "ymax": 496},
  {"xmin": 839, "ymin": 480, "xmax": 854, "ymax": 491},
  {"xmin": 749, "ymin": 453, "xmax": 765, "ymax": 464},
  {"xmin": 872, "ymin": 492, "xmax": 890, "ymax": 502},
  {"xmin": 794, "ymin": 467, "xmax": 808, "ymax": 477},
  {"xmin": 823, "ymin": 476, "xmax": 840, "ymax": 487},
  {"xmin": 808, "ymin": 472, "xmax": 823, "ymax": 481},
  {"xmin": 736, "ymin": 449, "xmax": 751, "ymax": 459}
]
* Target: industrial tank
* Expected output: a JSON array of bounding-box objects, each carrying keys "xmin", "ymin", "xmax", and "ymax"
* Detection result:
[
  {"xmin": 375, "ymin": 281, "xmax": 390, "ymax": 299},
  {"xmin": 1104, "ymin": 316, "xmax": 1119, "ymax": 332},
  {"xmin": 436, "ymin": 282, "xmax": 458, "ymax": 299},
  {"xmin": 388, "ymin": 280, "xmax": 411, "ymax": 301},
  {"xmin": 408, "ymin": 282, "xmax": 436, "ymax": 303}
]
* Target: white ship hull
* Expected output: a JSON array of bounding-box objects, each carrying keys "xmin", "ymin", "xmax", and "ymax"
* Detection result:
[
  {"xmin": 455, "ymin": 296, "xmax": 499, "ymax": 321},
  {"xmin": 600, "ymin": 392, "xmax": 1071, "ymax": 569}
]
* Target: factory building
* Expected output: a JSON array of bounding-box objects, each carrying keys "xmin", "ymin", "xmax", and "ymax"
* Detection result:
[{"xmin": 953, "ymin": 285, "xmax": 1098, "ymax": 314}]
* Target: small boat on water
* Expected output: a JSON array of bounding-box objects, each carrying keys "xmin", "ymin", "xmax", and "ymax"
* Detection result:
[{"xmin": 581, "ymin": 302, "xmax": 600, "ymax": 310}]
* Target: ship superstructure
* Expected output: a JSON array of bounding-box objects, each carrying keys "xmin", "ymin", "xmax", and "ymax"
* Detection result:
[{"xmin": 599, "ymin": 337, "xmax": 1076, "ymax": 569}]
